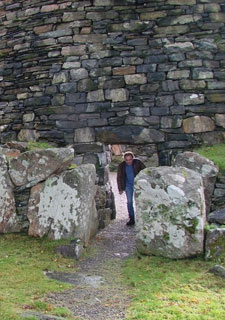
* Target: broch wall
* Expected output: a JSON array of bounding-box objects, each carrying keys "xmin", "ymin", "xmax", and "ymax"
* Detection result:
[{"xmin": 0, "ymin": 0, "xmax": 225, "ymax": 166}]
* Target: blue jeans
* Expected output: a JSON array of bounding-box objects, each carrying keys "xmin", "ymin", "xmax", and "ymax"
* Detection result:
[{"xmin": 125, "ymin": 185, "xmax": 135, "ymax": 221}]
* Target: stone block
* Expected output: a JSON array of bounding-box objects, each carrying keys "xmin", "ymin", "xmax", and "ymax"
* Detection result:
[
  {"xmin": 183, "ymin": 116, "xmax": 215, "ymax": 133},
  {"xmin": 18, "ymin": 129, "xmax": 39, "ymax": 142},
  {"xmin": 87, "ymin": 89, "xmax": 104, "ymax": 102},
  {"xmin": 208, "ymin": 208, "xmax": 225, "ymax": 225},
  {"xmin": 74, "ymin": 127, "xmax": 95, "ymax": 143},
  {"xmin": 161, "ymin": 116, "xmax": 182, "ymax": 129},
  {"xmin": 113, "ymin": 66, "xmax": 136, "ymax": 76},
  {"xmin": 167, "ymin": 70, "xmax": 190, "ymax": 79},
  {"xmin": 124, "ymin": 74, "xmax": 147, "ymax": 85},
  {"xmin": 179, "ymin": 80, "xmax": 206, "ymax": 90},
  {"xmin": 62, "ymin": 46, "xmax": 86, "ymax": 56},
  {"xmin": 135, "ymin": 166, "xmax": 205, "ymax": 259},
  {"xmin": 70, "ymin": 68, "xmax": 88, "ymax": 81},
  {"xmin": 105, "ymin": 88, "xmax": 129, "ymax": 102},
  {"xmin": 66, "ymin": 93, "xmax": 86, "ymax": 105},
  {"xmin": 155, "ymin": 25, "xmax": 189, "ymax": 36},
  {"xmin": 52, "ymin": 71, "xmax": 69, "ymax": 84},
  {"xmin": 175, "ymin": 93, "xmax": 204, "ymax": 105},
  {"xmin": 173, "ymin": 152, "xmax": 219, "ymax": 215},
  {"xmin": 28, "ymin": 165, "xmax": 98, "ymax": 242},
  {"xmin": 165, "ymin": 42, "xmax": 194, "ymax": 53},
  {"xmin": 8, "ymin": 148, "xmax": 74, "ymax": 190},
  {"xmin": 215, "ymin": 114, "xmax": 225, "ymax": 128},
  {"xmin": 207, "ymin": 93, "xmax": 225, "ymax": 103},
  {"xmin": 62, "ymin": 12, "xmax": 86, "ymax": 22},
  {"xmin": 156, "ymin": 95, "xmax": 174, "ymax": 107},
  {"xmin": 192, "ymin": 68, "xmax": 214, "ymax": 79},
  {"xmin": 140, "ymin": 11, "xmax": 167, "ymax": 20}
]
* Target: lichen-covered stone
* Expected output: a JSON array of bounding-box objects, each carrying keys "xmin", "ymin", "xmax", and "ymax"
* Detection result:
[
  {"xmin": 27, "ymin": 164, "xmax": 98, "ymax": 242},
  {"xmin": 205, "ymin": 228, "xmax": 225, "ymax": 262},
  {"xmin": 173, "ymin": 152, "xmax": 219, "ymax": 215},
  {"xmin": 135, "ymin": 166, "xmax": 206, "ymax": 259},
  {"xmin": 8, "ymin": 148, "xmax": 74, "ymax": 189},
  {"xmin": 0, "ymin": 156, "xmax": 18, "ymax": 233}
]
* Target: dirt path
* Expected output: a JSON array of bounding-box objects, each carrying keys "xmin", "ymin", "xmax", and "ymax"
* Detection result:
[{"xmin": 46, "ymin": 172, "xmax": 136, "ymax": 320}]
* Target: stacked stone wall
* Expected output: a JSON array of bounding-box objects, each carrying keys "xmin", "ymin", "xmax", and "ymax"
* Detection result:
[{"xmin": 0, "ymin": 0, "xmax": 225, "ymax": 165}]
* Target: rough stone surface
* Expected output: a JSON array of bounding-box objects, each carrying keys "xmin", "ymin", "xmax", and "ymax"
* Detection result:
[
  {"xmin": 208, "ymin": 208, "xmax": 225, "ymax": 225},
  {"xmin": 183, "ymin": 116, "xmax": 215, "ymax": 133},
  {"xmin": 28, "ymin": 164, "xmax": 98, "ymax": 242},
  {"xmin": 0, "ymin": 156, "xmax": 18, "ymax": 233},
  {"xmin": 0, "ymin": 0, "xmax": 225, "ymax": 166},
  {"xmin": 135, "ymin": 166, "xmax": 206, "ymax": 259},
  {"xmin": 173, "ymin": 152, "xmax": 219, "ymax": 214},
  {"xmin": 205, "ymin": 228, "xmax": 225, "ymax": 262},
  {"xmin": 208, "ymin": 265, "xmax": 225, "ymax": 278},
  {"xmin": 8, "ymin": 148, "xmax": 74, "ymax": 189}
]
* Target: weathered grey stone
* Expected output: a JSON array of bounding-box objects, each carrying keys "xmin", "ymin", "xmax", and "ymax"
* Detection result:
[
  {"xmin": 28, "ymin": 165, "xmax": 98, "ymax": 242},
  {"xmin": 124, "ymin": 74, "xmax": 147, "ymax": 85},
  {"xmin": 167, "ymin": 70, "xmax": 190, "ymax": 79},
  {"xmin": 135, "ymin": 166, "xmax": 206, "ymax": 259},
  {"xmin": 70, "ymin": 68, "xmax": 88, "ymax": 81},
  {"xmin": 179, "ymin": 80, "xmax": 206, "ymax": 90},
  {"xmin": 208, "ymin": 265, "xmax": 225, "ymax": 278},
  {"xmin": 52, "ymin": 71, "xmax": 69, "ymax": 84},
  {"xmin": 62, "ymin": 46, "xmax": 86, "ymax": 56},
  {"xmin": 173, "ymin": 152, "xmax": 219, "ymax": 215},
  {"xmin": 23, "ymin": 113, "xmax": 35, "ymax": 123},
  {"xmin": 156, "ymin": 96, "xmax": 174, "ymax": 107},
  {"xmin": 192, "ymin": 68, "xmax": 214, "ymax": 79},
  {"xmin": 215, "ymin": 114, "xmax": 225, "ymax": 128},
  {"xmin": 205, "ymin": 228, "xmax": 225, "ymax": 262},
  {"xmin": 175, "ymin": 93, "xmax": 204, "ymax": 105},
  {"xmin": 105, "ymin": 88, "xmax": 129, "ymax": 102},
  {"xmin": 74, "ymin": 127, "xmax": 95, "ymax": 143},
  {"xmin": 183, "ymin": 116, "xmax": 215, "ymax": 133},
  {"xmin": 161, "ymin": 116, "xmax": 182, "ymax": 128},
  {"xmin": 208, "ymin": 209, "xmax": 225, "ymax": 225},
  {"xmin": 0, "ymin": 156, "xmax": 18, "ymax": 233},
  {"xmin": 164, "ymin": 42, "xmax": 194, "ymax": 53},
  {"xmin": 87, "ymin": 89, "xmax": 104, "ymax": 102},
  {"xmin": 18, "ymin": 129, "xmax": 39, "ymax": 142},
  {"xmin": 8, "ymin": 148, "xmax": 74, "ymax": 189}
]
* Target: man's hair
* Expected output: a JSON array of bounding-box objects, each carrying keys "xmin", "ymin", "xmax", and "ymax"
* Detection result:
[{"xmin": 123, "ymin": 151, "xmax": 134, "ymax": 159}]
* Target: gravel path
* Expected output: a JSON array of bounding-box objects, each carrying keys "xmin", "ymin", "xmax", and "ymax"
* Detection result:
[{"xmin": 47, "ymin": 172, "xmax": 136, "ymax": 320}]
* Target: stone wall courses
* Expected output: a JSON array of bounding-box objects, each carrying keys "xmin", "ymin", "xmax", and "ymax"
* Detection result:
[{"xmin": 0, "ymin": 0, "xmax": 225, "ymax": 164}]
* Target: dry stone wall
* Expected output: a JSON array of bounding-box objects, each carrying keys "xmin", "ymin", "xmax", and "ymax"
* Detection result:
[{"xmin": 0, "ymin": 0, "xmax": 225, "ymax": 165}]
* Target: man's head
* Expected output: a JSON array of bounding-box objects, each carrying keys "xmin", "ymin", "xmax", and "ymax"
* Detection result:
[{"xmin": 124, "ymin": 151, "xmax": 134, "ymax": 166}]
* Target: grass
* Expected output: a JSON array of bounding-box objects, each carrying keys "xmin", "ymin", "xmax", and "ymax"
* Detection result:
[
  {"xmin": 123, "ymin": 254, "xmax": 225, "ymax": 320},
  {"xmin": 0, "ymin": 234, "xmax": 77, "ymax": 320},
  {"xmin": 194, "ymin": 143, "xmax": 225, "ymax": 172}
]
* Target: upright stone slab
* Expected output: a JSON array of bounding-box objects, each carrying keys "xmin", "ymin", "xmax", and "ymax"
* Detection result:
[
  {"xmin": 8, "ymin": 148, "xmax": 74, "ymax": 189},
  {"xmin": 0, "ymin": 156, "xmax": 18, "ymax": 233},
  {"xmin": 27, "ymin": 164, "xmax": 98, "ymax": 242},
  {"xmin": 135, "ymin": 166, "xmax": 206, "ymax": 259},
  {"xmin": 173, "ymin": 152, "xmax": 218, "ymax": 215}
]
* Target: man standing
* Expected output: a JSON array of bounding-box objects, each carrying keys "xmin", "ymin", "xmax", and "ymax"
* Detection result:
[{"xmin": 117, "ymin": 151, "xmax": 145, "ymax": 226}]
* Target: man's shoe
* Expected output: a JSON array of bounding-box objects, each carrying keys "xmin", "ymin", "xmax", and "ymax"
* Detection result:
[{"xmin": 126, "ymin": 219, "xmax": 135, "ymax": 226}]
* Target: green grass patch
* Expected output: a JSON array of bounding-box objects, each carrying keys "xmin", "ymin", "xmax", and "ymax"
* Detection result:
[
  {"xmin": 194, "ymin": 143, "xmax": 225, "ymax": 172},
  {"xmin": 123, "ymin": 254, "xmax": 225, "ymax": 320},
  {"xmin": 0, "ymin": 234, "xmax": 77, "ymax": 320},
  {"xmin": 27, "ymin": 142, "xmax": 56, "ymax": 151}
]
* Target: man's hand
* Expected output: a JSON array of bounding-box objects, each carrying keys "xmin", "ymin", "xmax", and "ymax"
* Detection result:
[{"xmin": 119, "ymin": 190, "xmax": 123, "ymax": 195}]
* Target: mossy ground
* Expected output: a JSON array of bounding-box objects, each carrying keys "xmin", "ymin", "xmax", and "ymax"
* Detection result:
[
  {"xmin": 0, "ymin": 234, "xmax": 76, "ymax": 320},
  {"xmin": 194, "ymin": 143, "xmax": 225, "ymax": 173},
  {"xmin": 123, "ymin": 254, "xmax": 225, "ymax": 320}
]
